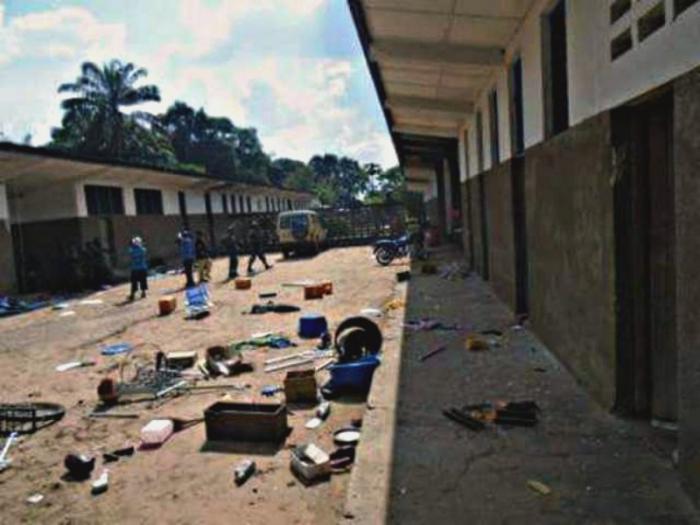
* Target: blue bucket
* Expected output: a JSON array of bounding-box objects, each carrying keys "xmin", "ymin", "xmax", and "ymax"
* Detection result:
[
  {"xmin": 326, "ymin": 355, "xmax": 381, "ymax": 393},
  {"xmin": 298, "ymin": 313, "xmax": 328, "ymax": 339}
]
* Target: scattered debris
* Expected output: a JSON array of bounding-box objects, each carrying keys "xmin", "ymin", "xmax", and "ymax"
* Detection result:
[
  {"xmin": 323, "ymin": 356, "xmax": 381, "ymax": 398},
  {"xmin": 333, "ymin": 427, "xmax": 361, "ymax": 446},
  {"xmin": 444, "ymin": 401, "xmax": 540, "ymax": 431},
  {"xmin": 185, "ymin": 284, "xmax": 212, "ymax": 318},
  {"xmin": 419, "ymin": 345, "xmax": 448, "ymax": 362},
  {"xmin": 56, "ymin": 360, "xmax": 96, "ymax": 372},
  {"xmin": 360, "ymin": 308, "xmax": 383, "ymax": 318},
  {"xmin": 0, "ymin": 295, "xmax": 49, "ymax": 317},
  {"xmin": 330, "ymin": 446, "xmax": 356, "ymax": 471},
  {"xmin": 232, "ymin": 333, "xmax": 296, "ymax": 351},
  {"xmin": 205, "ymin": 401, "xmax": 288, "ymax": 443},
  {"xmin": 234, "ymin": 459, "xmax": 256, "ymax": 486},
  {"xmin": 527, "ymin": 479, "xmax": 551, "ymax": 496},
  {"xmin": 284, "ymin": 369, "xmax": 318, "ymax": 403},
  {"xmin": 206, "ymin": 346, "xmax": 253, "ymax": 377},
  {"xmin": 299, "ymin": 313, "xmax": 328, "ymax": 339},
  {"xmin": 466, "ymin": 335, "xmax": 490, "ymax": 352},
  {"xmin": 259, "ymin": 292, "xmax": 277, "ymax": 299},
  {"xmin": 140, "ymin": 419, "xmax": 174, "ymax": 447},
  {"xmin": 0, "ymin": 403, "xmax": 66, "ymax": 435},
  {"xmin": 59, "ymin": 311, "xmax": 76, "ymax": 317},
  {"xmin": 158, "ymin": 295, "xmax": 177, "ymax": 316},
  {"xmin": 89, "ymin": 412, "xmax": 140, "ymax": 420},
  {"xmin": 0, "ymin": 432, "xmax": 18, "ymax": 472},
  {"xmin": 383, "ymin": 298, "xmax": 405, "ymax": 311},
  {"xmin": 79, "ymin": 299, "xmax": 104, "ymax": 306},
  {"xmin": 64, "ymin": 454, "xmax": 95, "ymax": 480},
  {"xmin": 101, "ymin": 343, "xmax": 133, "ymax": 356},
  {"xmin": 165, "ymin": 351, "xmax": 197, "ymax": 370},
  {"xmin": 396, "ymin": 271, "xmax": 411, "ymax": 282},
  {"xmin": 335, "ymin": 317, "xmax": 382, "ymax": 362},
  {"xmin": 404, "ymin": 318, "xmax": 460, "ymax": 332},
  {"xmin": 261, "ymin": 385, "xmax": 283, "ymax": 397},
  {"xmin": 304, "ymin": 284, "xmax": 325, "ymax": 300},
  {"xmin": 291, "ymin": 443, "xmax": 331, "ymax": 484},
  {"xmin": 91, "ymin": 469, "xmax": 109, "ymax": 495},
  {"xmin": 235, "ymin": 278, "xmax": 252, "ymax": 290},
  {"xmin": 26, "ymin": 493, "xmax": 44, "ymax": 505},
  {"xmin": 249, "ymin": 302, "xmax": 301, "ymax": 315},
  {"xmin": 305, "ymin": 401, "xmax": 331, "ymax": 429}
]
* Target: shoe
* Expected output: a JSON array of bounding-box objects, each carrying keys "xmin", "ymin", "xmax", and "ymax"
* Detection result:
[
  {"xmin": 265, "ymin": 265, "xmax": 273, "ymax": 270},
  {"xmin": 141, "ymin": 291, "xmax": 146, "ymax": 299}
]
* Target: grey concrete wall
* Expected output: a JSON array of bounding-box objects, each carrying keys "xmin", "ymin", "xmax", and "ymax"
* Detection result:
[
  {"xmin": 524, "ymin": 112, "xmax": 617, "ymax": 408},
  {"xmin": 0, "ymin": 220, "xmax": 16, "ymax": 293},
  {"xmin": 469, "ymin": 177, "xmax": 486, "ymax": 277},
  {"xmin": 675, "ymin": 66, "xmax": 700, "ymax": 503},
  {"xmin": 484, "ymin": 161, "xmax": 516, "ymax": 309}
]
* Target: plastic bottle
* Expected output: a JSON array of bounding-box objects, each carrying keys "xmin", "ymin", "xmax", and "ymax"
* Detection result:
[{"xmin": 140, "ymin": 419, "xmax": 174, "ymax": 447}]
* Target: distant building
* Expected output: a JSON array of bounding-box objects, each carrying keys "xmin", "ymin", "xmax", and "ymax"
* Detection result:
[
  {"xmin": 0, "ymin": 143, "xmax": 315, "ymax": 292},
  {"xmin": 349, "ymin": 0, "xmax": 700, "ymax": 503}
]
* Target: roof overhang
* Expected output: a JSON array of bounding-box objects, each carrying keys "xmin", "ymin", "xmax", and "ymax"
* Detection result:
[{"xmin": 348, "ymin": 0, "xmax": 535, "ymax": 164}]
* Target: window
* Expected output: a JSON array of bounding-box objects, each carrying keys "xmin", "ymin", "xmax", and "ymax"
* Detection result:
[
  {"xmin": 178, "ymin": 191, "xmax": 188, "ymax": 222},
  {"xmin": 246, "ymin": 196, "xmax": 252, "ymax": 213},
  {"xmin": 638, "ymin": 2, "xmax": 666, "ymax": 42},
  {"xmin": 610, "ymin": 0, "xmax": 631, "ymax": 24},
  {"xmin": 134, "ymin": 188, "xmax": 163, "ymax": 215},
  {"xmin": 510, "ymin": 58, "xmax": 525, "ymax": 155},
  {"xmin": 611, "ymin": 28, "xmax": 633, "ymax": 60},
  {"xmin": 476, "ymin": 111, "xmax": 485, "ymax": 172},
  {"xmin": 230, "ymin": 195, "xmax": 237, "ymax": 215},
  {"xmin": 287, "ymin": 199, "xmax": 292, "ymax": 210},
  {"xmin": 675, "ymin": 0, "xmax": 699, "ymax": 17},
  {"xmin": 543, "ymin": 0, "xmax": 570, "ymax": 137},
  {"xmin": 221, "ymin": 194, "xmax": 229, "ymax": 215},
  {"xmin": 239, "ymin": 195, "xmax": 245, "ymax": 214},
  {"xmin": 488, "ymin": 89, "xmax": 500, "ymax": 166},
  {"xmin": 204, "ymin": 193, "xmax": 212, "ymax": 217},
  {"xmin": 85, "ymin": 185, "xmax": 124, "ymax": 216}
]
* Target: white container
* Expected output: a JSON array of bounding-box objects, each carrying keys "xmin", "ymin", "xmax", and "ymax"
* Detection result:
[{"xmin": 140, "ymin": 419, "xmax": 174, "ymax": 446}]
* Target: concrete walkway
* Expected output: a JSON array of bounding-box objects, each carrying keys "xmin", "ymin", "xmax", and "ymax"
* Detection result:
[{"xmin": 345, "ymin": 248, "xmax": 698, "ymax": 524}]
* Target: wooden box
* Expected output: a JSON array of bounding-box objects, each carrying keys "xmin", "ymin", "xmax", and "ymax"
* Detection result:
[
  {"xmin": 235, "ymin": 278, "xmax": 252, "ymax": 290},
  {"xmin": 284, "ymin": 369, "xmax": 317, "ymax": 403},
  {"xmin": 304, "ymin": 285, "xmax": 324, "ymax": 300},
  {"xmin": 204, "ymin": 402, "xmax": 288, "ymax": 442},
  {"xmin": 158, "ymin": 296, "xmax": 177, "ymax": 316}
]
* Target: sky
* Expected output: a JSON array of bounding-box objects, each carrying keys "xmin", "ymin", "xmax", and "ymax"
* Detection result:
[{"xmin": 0, "ymin": 0, "xmax": 398, "ymax": 168}]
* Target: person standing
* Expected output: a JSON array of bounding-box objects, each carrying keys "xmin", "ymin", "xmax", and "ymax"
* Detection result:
[
  {"xmin": 223, "ymin": 226, "xmax": 239, "ymax": 280},
  {"xmin": 247, "ymin": 221, "xmax": 271, "ymax": 274},
  {"xmin": 178, "ymin": 229, "xmax": 196, "ymax": 288},
  {"xmin": 195, "ymin": 231, "xmax": 212, "ymax": 283},
  {"xmin": 128, "ymin": 236, "xmax": 148, "ymax": 301}
]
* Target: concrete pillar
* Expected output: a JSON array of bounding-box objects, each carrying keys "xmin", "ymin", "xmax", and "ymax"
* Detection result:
[{"xmin": 675, "ymin": 65, "xmax": 700, "ymax": 505}]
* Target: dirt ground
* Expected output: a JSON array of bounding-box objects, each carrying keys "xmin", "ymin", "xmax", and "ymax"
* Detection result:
[{"xmin": 0, "ymin": 246, "xmax": 407, "ymax": 525}]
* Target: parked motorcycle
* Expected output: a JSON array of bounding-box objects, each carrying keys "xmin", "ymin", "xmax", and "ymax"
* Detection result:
[{"xmin": 373, "ymin": 234, "xmax": 427, "ymax": 266}]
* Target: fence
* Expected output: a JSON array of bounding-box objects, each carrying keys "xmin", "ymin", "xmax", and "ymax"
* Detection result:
[{"xmin": 217, "ymin": 203, "xmax": 406, "ymax": 253}]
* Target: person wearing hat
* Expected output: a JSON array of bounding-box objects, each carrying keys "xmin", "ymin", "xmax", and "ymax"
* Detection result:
[
  {"xmin": 223, "ymin": 225, "xmax": 239, "ymax": 280},
  {"xmin": 247, "ymin": 220, "xmax": 271, "ymax": 275},
  {"xmin": 128, "ymin": 236, "xmax": 148, "ymax": 301}
]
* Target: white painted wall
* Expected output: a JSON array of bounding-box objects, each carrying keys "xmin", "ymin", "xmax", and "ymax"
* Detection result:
[
  {"xmin": 162, "ymin": 188, "xmax": 180, "ymax": 215},
  {"xmin": 568, "ymin": 0, "xmax": 700, "ymax": 125},
  {"xmin": 0, "ymin": 183, "xmax": 8, "ymax": 221},
  {"xmin": 11, "ymin": 182, "xmax": 79, "ymax": 223}
]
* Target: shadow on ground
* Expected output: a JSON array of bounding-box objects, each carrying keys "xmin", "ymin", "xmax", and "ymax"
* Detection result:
[{"xmin": 384, "ymin": 246, "xmax": 697, "ymax": 524}]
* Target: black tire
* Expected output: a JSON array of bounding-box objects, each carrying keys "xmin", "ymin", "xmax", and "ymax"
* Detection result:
[{"xmin": 375, "ymin": 247, "xmax": 394, "ymax": 266}]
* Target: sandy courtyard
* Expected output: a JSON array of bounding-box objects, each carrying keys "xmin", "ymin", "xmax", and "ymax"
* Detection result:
[{"xmin": 0, "ymin": 246, "xmax": 407, "ymax": 525}]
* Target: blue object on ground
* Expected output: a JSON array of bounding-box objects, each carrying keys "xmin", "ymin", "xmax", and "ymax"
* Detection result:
[
  {"xmin": 261, "ymin": 385, "xmax": 282, "ymax": 397},
  {"xmin": 185, "ymin": 284, "xmax": 210, "ymax": 317},
  {"xmin": 325, "ymin": 355, "xmax": 381, "ymax": 394},
  {"xmin": 298, "ymin": 313, "xmax": 328, "ymax": 339},
  {"xmin": 101, "ymin": 343, "xmax": 133, "ymax": 356}
]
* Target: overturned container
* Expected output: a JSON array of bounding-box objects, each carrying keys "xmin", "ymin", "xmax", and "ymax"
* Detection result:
[{"xmin": 204, "ymin": 402, "xmax": 288, "ymax": 443}]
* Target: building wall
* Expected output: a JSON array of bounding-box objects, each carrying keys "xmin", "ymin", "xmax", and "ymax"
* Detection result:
[
  {"xmin": 469, "ymin": 176, "xmax": 485, "ymax": 277},
  {"xmin": 484, "ymin": 160, "xmax": 516, "ymax": 309},
  {"xmin": 675, "ymin": 65, "xmax": 700, "ymax": 503},
  {"xmin": 524, "ymin": 112, "xmax": 617, "ymax": 408},
  {"xmin": 0, "ymin": 219, "xmax": 15, "ymax": 293},
  {"xmin": 9, "ymin": 183, "xmax": 79, "ymax": 223}
]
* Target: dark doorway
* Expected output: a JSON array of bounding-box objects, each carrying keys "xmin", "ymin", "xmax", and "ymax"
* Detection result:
[
  {"xmin": 511, "ymin": 156, "xmax": 528, "ymax": 314},
  {"xmin": 204, "ymin": 192, "xmax": 215, "ymax": 248},
  {"xmin": 510, "ymin": 58, "xmax": 525, "ymax": 156},
  {"xmin": 476, "ymin": 111, "xmax": 485, "ymax": 172},
  {"xmin": 489, "ymin": 90, "xmax": 500, "ymax": 166},
  {"xmin": 178, "ymin": 191, "xmax": 189, "ymax": 228},
  {"xmin": 543, "ymin": 0, "xmax": 570, "ymax": 137},
  {"xmin": 613, "ymin": 90, "xmax": 677, "ymax": 421},
  {"xmin": 478, "ymin": 174, "xmax": 489, "ymax": 280},
  {"xmin": 447, "ymin": 148, "xmax": 462, "ymax": 243}
]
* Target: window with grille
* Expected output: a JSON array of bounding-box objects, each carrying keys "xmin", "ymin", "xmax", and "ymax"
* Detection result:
[{"xmin": 85, "ymin": 185, "xmax": 124, "ymax": 216}]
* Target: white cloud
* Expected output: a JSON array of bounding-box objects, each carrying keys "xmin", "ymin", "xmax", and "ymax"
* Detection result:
[{"xmin": 0, "ymin": 6, "xmax": 126, "ymax": 66}]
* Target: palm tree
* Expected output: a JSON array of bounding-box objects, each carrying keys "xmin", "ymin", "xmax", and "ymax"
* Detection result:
[{"xmin": 57, "ymin": 60, "xmax": 161, "ymax": 157}]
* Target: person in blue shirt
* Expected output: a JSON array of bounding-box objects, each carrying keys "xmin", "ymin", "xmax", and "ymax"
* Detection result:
[
  {"xmin": 177, "ymin": 229, "xmax": 196, "ymax": 288},
  {"xmin": 128, "ymin": 236, "xmax": 148, "ymax": 301}
]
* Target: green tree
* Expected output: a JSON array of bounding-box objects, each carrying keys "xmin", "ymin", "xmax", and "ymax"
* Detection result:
[
  {"xmin": 308, "ymin": 154, "xmax": 369, "ymax": 207},
  {"xmin": 53, "ymin": 60, "xmax": 161, "ymax": 158}
]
